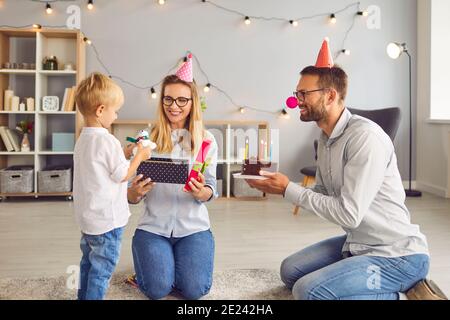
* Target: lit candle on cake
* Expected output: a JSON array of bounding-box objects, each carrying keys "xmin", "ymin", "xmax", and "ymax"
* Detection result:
[
  {"xmin": 245, "ymin": 137, "xmax": 249, "ymax": 160},
  {"xmin": 264, "ymin": 140, "xmax": 268, "ymax": 161},
  {"xmin": 269, "ymin": 140, "xmax": 273, "ymax": 162},
  {"xmin": 259, "ymin": 139, "xmax": 264, "ymax": 160}
]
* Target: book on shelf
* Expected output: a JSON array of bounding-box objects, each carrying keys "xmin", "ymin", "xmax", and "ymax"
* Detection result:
[
  {"xmin": 0, "ymin": 126, "xmax": 14, "ymax": 152},
  {"xmin": 63, "ymin": 86, "xmax": 76, "ymax": 112},
  {"xmin": 5, "ymin": 128, "xmax": 20, "ymax": 152},
  {"xmin": 61, "ymin": 88, "xmax": 70, "ymax": 112}
]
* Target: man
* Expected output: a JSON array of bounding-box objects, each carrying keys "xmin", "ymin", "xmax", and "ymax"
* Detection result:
[{"xmin": 247, "ymin": 39, "xmax": 447, "ymax": 300}]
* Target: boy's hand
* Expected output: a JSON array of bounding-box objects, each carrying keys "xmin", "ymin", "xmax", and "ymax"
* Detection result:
[
  {"xmin": 123, "ymin": 143, "xmax": 135, "ymax": 160},
  {"xmin": 135, "ymin": 142, "xmax": 152, "ymax": 161},
  {"xmin": 183, "ymin": 172, "xmax": 212, "ymax": 202}
]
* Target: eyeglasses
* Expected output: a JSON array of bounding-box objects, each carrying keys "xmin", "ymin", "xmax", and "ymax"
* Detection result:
[
  {"xmin": 162, "ymin": 96, "xmax": 192, "ymax": 108},
  {"xmin": 293, "ymin": 88, "xmax": 328, "ymax": 102}
]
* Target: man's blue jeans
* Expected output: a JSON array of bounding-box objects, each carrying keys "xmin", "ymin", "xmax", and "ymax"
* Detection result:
[
  {"xmin": 132, "ymin": 229, "xmax": 214, "ymax": 300},
  {"xmin": 280, "ymin": 235, "xmax": 429, "ymax": 300},
  {"xmin": 78, "ymin": 227, "xmax": 124, "ymax": 300}
]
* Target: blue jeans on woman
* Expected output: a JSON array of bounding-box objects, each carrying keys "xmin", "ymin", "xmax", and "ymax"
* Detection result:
[
  {"xmin": 78, "ymin": 227, "xmax": 124, "ymax": 300},
  {"xmin": 280, "ymin": 235, "xmax": 430, "ymax": 300},
  {"xmin": 132, "ymin": 229, "xmax": 215, "ymax": 300}
]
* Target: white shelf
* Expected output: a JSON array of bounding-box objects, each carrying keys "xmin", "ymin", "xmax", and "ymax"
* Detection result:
[
  {"xmin": 0, "ymin": 69, "xmax": 36, "ymax": 75},
  {"xmin": 39, "ymin": 70, "xmax": 77, "ymax": 76},
  {"xmin": 0, "ymin": 111, "xmax": 36, "ymax": 114},
  {"xmin": 38, "ymin": 150, "xmax": 74, "ymax": 155},
  {"xmin": 38, "ymin": 111, "xmax": 76, "ymax": 114},
  {"xmin": 0, "ymin": 151, "xmax": 35, "ymax": 155},
  {"xmin": 0, "ymin": 28, "xmax": 85, "ymax": 199}
]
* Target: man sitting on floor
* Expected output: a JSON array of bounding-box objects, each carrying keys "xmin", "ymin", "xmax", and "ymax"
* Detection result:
[{"xmin": 246, "ymin": 38, "xmax": 447, "ymax": 300}]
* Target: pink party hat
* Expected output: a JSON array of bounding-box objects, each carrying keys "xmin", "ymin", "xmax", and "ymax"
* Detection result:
[
  {"xmin": 315, "ymin": 38, "xmax": 334, "ymax": 68},
  {"xmin": 176, "ymin": 53, "xmax": 193, "ymax": 82}
]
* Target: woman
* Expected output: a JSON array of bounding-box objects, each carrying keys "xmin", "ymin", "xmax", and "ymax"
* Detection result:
[{"xmin": 127, "ymin": 73, "xmax": 218, "ymax": 300}]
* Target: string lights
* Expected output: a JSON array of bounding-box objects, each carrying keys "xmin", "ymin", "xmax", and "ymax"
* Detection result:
[
  {"xmin": 45, "ymin": 2, "xmax": 53, "ymax": 14},
  {"xmin": 10, "ymin": 0, "xmax": 370, "ymax": 118}
]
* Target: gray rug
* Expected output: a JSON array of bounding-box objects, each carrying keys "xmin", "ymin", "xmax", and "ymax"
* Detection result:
[{"xmin": 0, "ymin": 269, "xmax": 293, "ymax": 300}]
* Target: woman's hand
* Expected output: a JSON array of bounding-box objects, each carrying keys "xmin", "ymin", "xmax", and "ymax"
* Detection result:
[
  {"xmin": 183, "ymin": 172, "xmax": 213, "ymax": 202},
  {"xmin": 127, "ymin": 174, "xmax": 155, "ymax": 204}
]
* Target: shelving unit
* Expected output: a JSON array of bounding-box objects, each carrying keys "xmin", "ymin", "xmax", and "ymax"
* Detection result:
[
  {"xmin": 110, "ymin": 119, "xmax": 271, "ymax": 199},
  {"xmin": 0, "ymin": 28, "xmax": 86, "ymax": 200}
]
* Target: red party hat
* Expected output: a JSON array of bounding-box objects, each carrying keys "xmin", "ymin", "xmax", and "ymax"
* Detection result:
[{"xmin": 315, "ymin": 38, "xmax": 334, "ymax": 68}]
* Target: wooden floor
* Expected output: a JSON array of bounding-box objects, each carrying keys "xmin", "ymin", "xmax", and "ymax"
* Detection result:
[{"xmin": 0, "ymin": 192, "xmax": 449, "ymax": 296}]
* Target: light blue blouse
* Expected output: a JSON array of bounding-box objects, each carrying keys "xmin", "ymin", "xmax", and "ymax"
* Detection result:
[{"xmin": 136, "ymin": 129, "xmax": 218, "ymax": 238}]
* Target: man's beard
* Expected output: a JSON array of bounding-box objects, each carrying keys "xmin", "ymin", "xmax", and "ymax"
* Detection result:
[{"xmin": 300, "ymin": 97, "xmax": 328, "ymax": 123}]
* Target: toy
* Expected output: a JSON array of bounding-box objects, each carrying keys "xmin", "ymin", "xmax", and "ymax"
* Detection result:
[
  {"xmin": 286, "ymin": 96, "xmax": 298, "ymax": 109},
  {"xmin": 126, "ymin": 129, "xmax": 157, "ymax": 156},
  {"xmin": 184, "ymin": 139, "xmax": 212, "ymax": 191}
]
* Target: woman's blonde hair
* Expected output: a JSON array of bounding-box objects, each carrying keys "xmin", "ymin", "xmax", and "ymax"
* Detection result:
[{"xmin": 150, "ymin": 75, "xmax": 205, "ymax": 155}]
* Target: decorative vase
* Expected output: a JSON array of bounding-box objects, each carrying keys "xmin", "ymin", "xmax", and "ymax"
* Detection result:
[{"xmin": 21, "ymin": 133, "xmax": 31, "ymax": 152}]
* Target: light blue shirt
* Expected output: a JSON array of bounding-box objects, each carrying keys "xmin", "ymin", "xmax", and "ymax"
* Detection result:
[
  {"xmin": 136, "ymin": 129, "xmax": 218, "ymax": 238},
  {"xmin": 285, "ymin": 108, "xmax": 429, "ymax": 258}
]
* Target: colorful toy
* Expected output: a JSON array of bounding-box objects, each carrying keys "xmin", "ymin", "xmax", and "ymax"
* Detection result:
[
  {"xmin": 126, "ymin": 129, "xmax": 157, "ymax": 157},
  {"xmin": 184, "ymin": 139, "xmax": 212, "ymax": 191}
]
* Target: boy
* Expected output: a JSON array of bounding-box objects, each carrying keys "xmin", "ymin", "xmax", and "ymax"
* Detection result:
[{"xmin": 73, "ymin": 72, "xmax": 151, "ymax": 300}]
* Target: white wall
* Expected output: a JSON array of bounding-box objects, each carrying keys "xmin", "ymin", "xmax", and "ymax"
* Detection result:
[
  {"xmin": 417, "ymin": 0, "xmax": 450, "ymax": 197},
  {"xmin": 0, "ymin": 0, "xmax": 418, "ymax": 182},
  {"xmin": 430, "ymin": 0, "xmax": 450, "ymax": 120}
]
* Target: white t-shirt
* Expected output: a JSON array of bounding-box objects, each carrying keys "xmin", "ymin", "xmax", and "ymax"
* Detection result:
[{"xmin": 73, "ymin": 127, "xmax": 130, "ymax": 235}]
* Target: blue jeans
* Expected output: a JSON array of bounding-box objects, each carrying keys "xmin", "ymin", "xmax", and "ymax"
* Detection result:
[
  {"xmin": 280, "ymin": 235, "xmax": 430, "ymax": 300},
  {"xmin": 132, "ymin": 229, "xmax": 215, "ymax": 300},
  {"xmin": 78, "ymin": 227, "xmax": 124, "ymax": 300}
]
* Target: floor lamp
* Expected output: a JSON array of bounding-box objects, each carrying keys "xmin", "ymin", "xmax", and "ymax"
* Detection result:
[{"xmin": 387, "ymin": 42, "xmax": 422, "ymax": 197}]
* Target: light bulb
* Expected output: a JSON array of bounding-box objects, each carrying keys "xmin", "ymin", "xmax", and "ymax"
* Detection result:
[
  {"xmin": 158, "ymin": 0, "xmax": 165, "ymax": 5},
  {"xmin": 83, "ymin": 37, "xmax": 92, "ymax": 45},
  {"xmin": 87, "ymin": 0, "xmax": 94, "ymax": 10},
  {"xmin": 239, "ymin": 107, "xmax": 246, "ymax": 114},
  {"xmin": 204, "ymin": 83, "xmax": 211, "ymax": 93},
  {"xmin": 387, "ymin": 42, "xmax": 404, "ymax": 59},
  {"xmin": 46, "ymin": 3, "xmax": 53, "ymax": 14},
  {"xmin": 290, "ymin": 20, "xmax": 299, "ymax": 27},
  {"xmin": 358, "ymin": 10, "xmax": 369, "ymax": 17},
  {"xmin": 32, "ymin": 24, "xmax": 42, "ymax": 29},
  {"xmin": 342, "ymin": 49, "xmax": 351, "ymax": 56},
  {"xmin": 244, "ymin": 16, "xmax": 251, "ymax": 25},
  {"xmin": 279, "ymin": 109, "xmax": 290, "ymax": 120},
  {"xmin": 329, "ymin": 14, "xmax": 337, "ymax": 24},
  {"xmin": 150, "ymin": 88, "xmax": 157, "ymax": 99}
]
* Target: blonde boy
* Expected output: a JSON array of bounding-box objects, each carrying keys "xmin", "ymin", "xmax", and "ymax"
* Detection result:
[{"xmin": 73, "ymin": 72, "xmax": 151, "ymax": 300}]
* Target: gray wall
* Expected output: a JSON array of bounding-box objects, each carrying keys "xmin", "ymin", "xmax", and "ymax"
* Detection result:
[{"xmin": 1, "ymin": 0, "xmax": 418, "ymax": 182}]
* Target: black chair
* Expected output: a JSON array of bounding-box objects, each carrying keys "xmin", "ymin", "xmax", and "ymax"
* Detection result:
[{"xmin": 294, "ymin": 107, "xmax": 401, "ymax": 215}]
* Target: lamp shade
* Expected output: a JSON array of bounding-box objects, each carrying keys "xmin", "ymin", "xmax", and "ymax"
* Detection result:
[{"xmin": 387, "ymin": 42, "xmax": 404, "ymax": 59}]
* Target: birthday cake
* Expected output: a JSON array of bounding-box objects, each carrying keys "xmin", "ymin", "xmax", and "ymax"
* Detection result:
[{"xmin": 241, "ymin": 158, "xmax": 272, "ymax": 176}]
